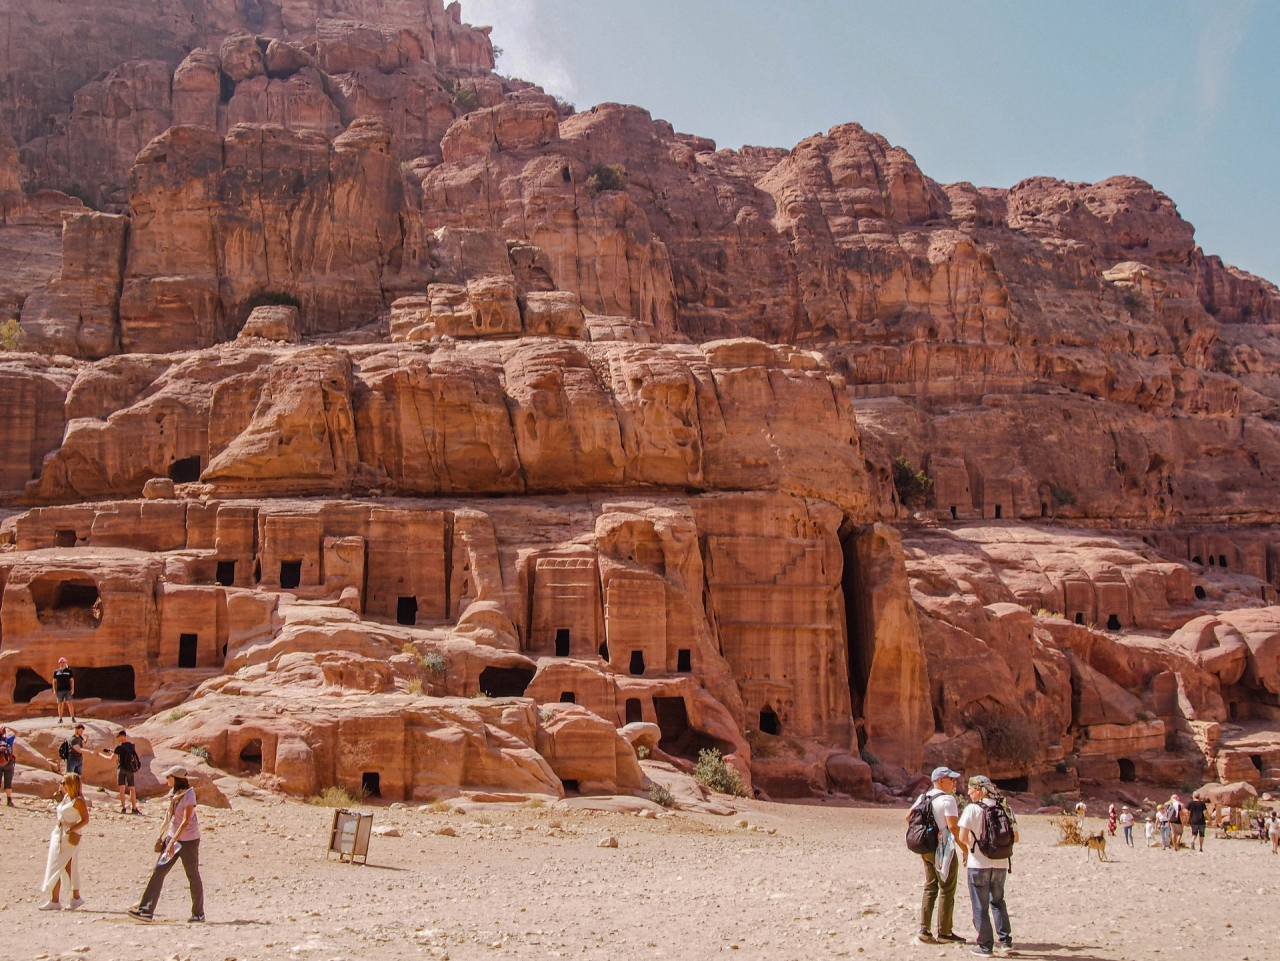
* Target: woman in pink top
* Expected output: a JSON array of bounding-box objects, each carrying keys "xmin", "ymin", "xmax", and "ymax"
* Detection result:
[{"xmin": 128, "ymin": 766, "xmax": 204, "ymax": 923}]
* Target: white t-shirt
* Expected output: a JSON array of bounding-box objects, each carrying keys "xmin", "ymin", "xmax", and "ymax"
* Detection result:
[
  {"xmin": 922, "ymin": 788, "xmax": 959, "ymax": 839},
  {"xmin": 958, "ymin": 798, "xmax": 1013, "ymax": 870},
  {"xmin": 1119, "ymin": 812, "xmax": 1134, "ymax": 827}
]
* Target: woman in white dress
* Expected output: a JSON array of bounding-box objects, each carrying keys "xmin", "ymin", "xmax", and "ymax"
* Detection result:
[{"xmin": 39, "ymin": 772, "xmax": 89, "ymax": 910}]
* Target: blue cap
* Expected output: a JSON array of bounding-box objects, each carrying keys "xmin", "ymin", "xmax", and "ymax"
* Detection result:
[{"xmin": 931, "ymin": 766, "xmax": 961, "ymax": 782}]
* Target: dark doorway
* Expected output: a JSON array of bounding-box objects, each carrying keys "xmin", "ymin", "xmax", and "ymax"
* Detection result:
[
  {"xmin": 677, "ymin": 649, "xmax": 692, "ymax": 673},
  {"xmin": 599, "ymin": 641, "xmax": 609, "ymax": 661},
  {"xmin": 168, "ymin": 456, "xmax": 201, "ymax": 484},
  {"xmin": 239, "ymin": 739, "xmax": 262, "ymax": 775},
  {"xmin": 555, "ymin": 628, "xmax": 570, "ymax": 657},
  {"xmin": 759, "ymin": 708, "xmax": 781, "ymax": 736},
  {"xmin": 994, "ymin": 776, "xmax": 1028, "ymax": 793},
  {"xmin": 1251, "ymin": 754, "xmax": 1264, "ymax": 771},
  {"xmin": 994, "ymin": 505, "xmax": 1003, "ymax": 519},
  {"xmin": 1230, "ymin": 701, "xmax": 1239, "ymax": 719},
  {"xmin": 1041, "ymin": 504, "xmax": 1047, "ymax": 518},
  {"xmin": 178, "ymin": 633, "xmax": 198, "ymax": 668},
  {"xmin": 559, "ymin": 691, "xmax": 576, "ymax": 704},
  {"xmin": 1220, "ymin": 555, "xmax": 1228, "ymax": 568},
  {"xmin": 73, "ymin": 665, "xmax": 135, "ymax": 701},
  {"xmin": 950, "ymin": 506, "xmax": 957, "ymax": 519},
  {"xmin": 1192, "ymin": 555, "xmax": 1203, "ymax": 565},
  {"xmin": 216, "ymin": 561, "xmax": 236, "ymax": 586},
  {"xmin": 279, "ymin": 560, "xmax": 302, "ymax": 589},
  {"xmin": 361, "ymin": 772, "xmax": 381, "ymax": 798},
  {"xmin": 561, "ymin": 779, "xmax": 579, "ymax": 793},
  {"xmin": 13, "ymin": 667, "xmax": 51, "ymax": 703},
  {"xmin": 625, "ymin": 698, "xmax": 643, "ymax": 724},
  {"xmin": 478, "ymin": 665, "xmax": 535, "ymax": 697},
  {"xmin": 1209, "ymin": 556, "xmax": 1216, "ymax": 566},
  {"xmin": 629, "ymin": 651, "xmax": 645, "ymax": 676},
  {"xmin": 1195, "ymin": 585, "xmax": 1206, "ymax": 600},
  {"xmin": 54, "ymin": 529, "xmax": 77, "ymax": 548},
  {"xmin": 1118, "ymin": 758, "xmax": 1136, "ymax": 783},
  {"xmin": 396, "ymin": 596, "xmax": 418, "ymax": 626},
  {"xmin": 653, "ymin": 695, "xmax": 718, "ymax": 760},
  {"xmin": 841, "ymin": 530, "xmax": 874, "ymax": 719},
  {"xmin": 1074, "ymin": 613, "xmax": 1084, "ymax": 625},
  {"xmin": 1107, "ymin": 614, "xmax": 1122, "ymax": 631}
]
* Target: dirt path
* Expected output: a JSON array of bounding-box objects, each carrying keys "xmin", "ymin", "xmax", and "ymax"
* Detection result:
[{"xmin": 4, "ymin": 790, "xmax": 1278, "ymax": 961}]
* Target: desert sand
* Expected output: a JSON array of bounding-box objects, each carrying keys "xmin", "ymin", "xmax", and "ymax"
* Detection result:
[{"xmin": 5, "ymin": 791, "xmax": 1278, "ymax": 961}]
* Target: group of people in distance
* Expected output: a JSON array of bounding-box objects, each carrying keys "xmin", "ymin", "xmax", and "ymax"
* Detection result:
[{"xmin": 0, "ymin": 707, "xmax": 205, "ymax": 922}]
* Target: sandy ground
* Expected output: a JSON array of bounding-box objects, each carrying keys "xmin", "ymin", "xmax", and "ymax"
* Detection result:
[{"xmin": 5, "ymin": 789, "xmax": 1280, "ymax": 961}]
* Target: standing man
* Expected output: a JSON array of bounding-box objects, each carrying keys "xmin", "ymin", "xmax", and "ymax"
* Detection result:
[
  {"xmin": 1186, "ymin": 793, "xmax": 1208, "ymax": 852},
  {"xmin": 0, "ymin": 725, "xmax": 15, "ymax": 807},
  {"xmin": 64, "ymin": 723, "xmax": 86, "ymax": 776},
  {"xmin": 910, "ymin": 766, "xmax": 967, "ymax": 945},
  {"xmin": 52, "ymin": 658, "xmax": 75, "ymax": 724},
  {"xmin": 99, "ymin": 730, "xmax": 141, "ymax": 814},
  {"xmin": 958, "ymin": 776, "xmax": 1018, "ymax": 957}
]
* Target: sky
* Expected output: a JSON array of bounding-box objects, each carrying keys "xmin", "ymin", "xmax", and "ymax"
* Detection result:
[{"xmin": 463, "ymin": 0, "xmax": 1280, "ymax": 283}]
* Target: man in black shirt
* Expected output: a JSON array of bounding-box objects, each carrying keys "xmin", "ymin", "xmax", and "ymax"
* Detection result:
[
  {"xmin": 65, "ymin": 723, "xmax": 85, "ymax": 776},
  {"xmin": 99, "ymin": 730, "xmax": 141, "ymax": 814},
  {"xmin": 52, "ymin": 657, "xmax": 75, "ymax": 724},
  {"xmin": 1187, "ymin": 793, "xmax": 1209, "ymax": 852}
]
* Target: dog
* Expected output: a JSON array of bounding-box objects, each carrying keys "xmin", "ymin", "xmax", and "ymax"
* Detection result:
[{"xmin": 1085, "ymin": 832, "xmax": 1108, "ymax": 861}]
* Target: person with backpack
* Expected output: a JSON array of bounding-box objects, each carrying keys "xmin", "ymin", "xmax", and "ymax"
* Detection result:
[
  {"xmin": 0, "ymin": 725, "xmax": 15, "ymax": 807},
  {"xmin": 958, "ymin": 775, "xmax": 1018, "ymax": 957},
  {"xmin": 60, "ymin": 723, "xmax": 86, "ymax": 776},
  {"xmin": 1166, "ymin": 795, "xmax": 1184, "ymax": 850},
  {"xmin": 1187, "ymin": 793, "xmax": 1208, "ymax": 852},
  {"xmin": 99, "ymin": 730, "xmax": 142, "ymax": 814},
  {"xmin": 53, "ymin": 657, "xmax": 75, "ymax": 724},
  {"xmin": 907, "ymin": 766, "xmax": 967, "ymax": 945}
]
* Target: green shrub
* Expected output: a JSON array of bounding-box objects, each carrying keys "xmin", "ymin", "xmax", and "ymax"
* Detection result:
[
  {"xmin": 421, "ymin": 652, "xmax": 447, "ymax": 675},
  {"xmin": 1122, "ymin": 288, "xmax": 1145, "ymax": 313},
  {"xmin": 648, "ymin": 783, "xmax": 674, "ymax": 807},
  {"xmin": 892, "ymin": 456, "xmax": 934, "ymax": 510},
  {"xmin": 188, "ymin": 746, "xmax": 211, "ymax": 762},
  {"xmin": 587, "ymin": 162, "xmax": 627, "ymax": 194},
  {"xmin": 693, "ymin": 748, "xmax": 748, "ymax": 798},
  {"xmin": 247, "ymin": 290, "xmax": 301, "ymax": 311},
  {"xmin": 308, "ymin": 785, "xmax": 364, "ymax": 808},
  {"xmin": 165, "ymin": 708, "xmax": 189, "ymax": 722},
  {"xmin": 0, "ymin": 318, "xmax": 23, "ymax": 351},
  {"xmin": 452, "ymin": 84, "xmax": 480, "ymax": 112},
  {"xmin": 1050, "ymin": 485, "xmax": 1077, "ymax": 507},
  {"xmin": 635, "ymin": 744, "xmax": 650, "ymax": 760},
  {"xmin": 860, "ymin": 749, "xmax": 881, "ymax": 766}
]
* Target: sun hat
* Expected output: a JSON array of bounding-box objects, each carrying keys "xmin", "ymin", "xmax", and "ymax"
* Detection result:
[{"xmin": 161, "ymin": 765, "xmax": 187, "ymax": 778}]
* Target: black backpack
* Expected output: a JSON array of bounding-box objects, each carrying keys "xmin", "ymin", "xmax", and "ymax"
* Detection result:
[
  {"xmin": 58, "ymin": 739, "xmax": 71, "ymax": 761},
  {"xmin": 906, "ymin": 793, "xmax": 941, "ymax": 854},
  {"xmin": 977, "ymin": 801, "xmax": 1016, "ymax": 860},
  {"xmin": 122, "ymin": 743, "xmax": 142, "ymax": 774}
]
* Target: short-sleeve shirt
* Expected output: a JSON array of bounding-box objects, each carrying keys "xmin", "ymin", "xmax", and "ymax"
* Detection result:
[
  {"xmin": 171, "ymin": 788, "xmax": 201, "ymax": 842},
  {"xmin": 112, "ymin": 742, "xmax": 137, "ymax": 771},
  {"xmin": 53, "ymin": 667, "xmax": 74, "ymax": 693},
  {"xmin": 1187, "ymin": 800, "xmax": 1207, "ymax": 825},
  {"xmin": 924, "ymin": 788, "xmax": 959, "ymax": 838},
  {"xmin": 68, "ymin": 734, "xmax": 84, "ymax": 761},
  {"xmin": 958, "ymin": 798, "xmax": 1012, "ymax": 870}
]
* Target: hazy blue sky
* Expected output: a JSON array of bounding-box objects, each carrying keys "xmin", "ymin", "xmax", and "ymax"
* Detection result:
[{"xmin": 465, "ymin": 0, "xmax": 1279, "ymax": 283}]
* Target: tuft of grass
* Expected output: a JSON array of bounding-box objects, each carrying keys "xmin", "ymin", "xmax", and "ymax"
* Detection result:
[
  {"xmin": 421, "ymin": 652, "xmax": 447, "ymax": 676},
  {"xmin": 693, "ymin": 748, "xmax": 749, "ymax": 798},
  {"xmin": 1050, "ymin": 485, "xmax": 1077, "ymax": 507},
  {"xmin": 587, "ymin": 162, "xmax": 627, "ymax": 194},
  {"xmin": 0, "ymin": 318, "xmax": 24, "ymax": 351},
  {"xmin": 165, "ymin": 708, "xmax": 189, "ymax": 722},
  {"xmin": 648, "ymin": 783, "xmax": 674, "ymax": 808},
  {"xmin": 188, "ymin": 746, "xmax": 211, "ymax": 762},
  {"xmin": 635, "ymin": 744, "xmax": 651, "ymax": 760},
  {"xmin": 892, "ymin": 455, "xmax": 934, "ymax": 510},
  {"xmin": 472, "ymin": 690, "xmax": 493, "ymax": 699},
  {"xmin": 406, "ymin": 678, "xmax": 424, "ymax": 695},
  {"xmin": 427, "ymin": 800, "xmax": 452, "ymax": 813},
  {"xmin": 308, "ymin": 785, "xmax": 364, "ymax": 808},
  {"xmin": 1033, "ymin": 608, "xmax": 1063, "ymax": 619},
  {"xmin": 524, "ymin": 798, "xmax": 546, "ymax": 810},
  {"xmin": 401, "ymin": 641, "xmax": 418, "ymax": 656},
  {"xmin": 860, "ymin": 749, "xmax": 881, "ymax": 766}
]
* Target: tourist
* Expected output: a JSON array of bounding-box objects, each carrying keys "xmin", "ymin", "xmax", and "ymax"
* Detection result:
[
  {"xmin": 1167, "ymin": 795, "xmax": 1184, "ymax": 850},
  {"xmin": 1157, "ymin": 806, "xmax": 1170, "ymax": 849},
  {"xmin": 1267, "ymin": 812, "xmax": 1280, "ymax": 853},
  {"xmin": 129, "ymin": 766, "xmax": 204, "ymax": 923},
  {"xmin": 0, "ymin": 725, "xmax": 15, "ymax": 807},
  {"xmin": 1107, "ymin": 803, "xmax": 1117, "ymax": 837},
  {"xmin": 52, "ymin": 657, "xmax": 75, "ymax": 724},
  {"xmin": 63, "ymin": 723, "xmax": 86, "ymax": 776},
  {"xmin": 1144, "ymin": 816, "xmax": 1156, "ymax": 847},
  {"xmin": 98, "ymin": 730, "xmax": 141, "ymax": 814},
  {"xmin": 1187, "ymin": 793, "xmax": 1208, "ymax": 852},
  {"xmin": 1119, "ymin": 806, "xmax": 1134, "ymax": 847},
  {"xmin": 1075, "ymin": 800, "xmax": 1087, "ymax": 832},
  {"xmin": 39, "ymin": 772, "xmax": 88, "ymax": 910},
  {"xmin": 958, "ymin": 775, "xmax": 1017, "ymax": 957},
  {"xmin": 910, "ymin": 766, "xmax": 966, "ymax": 945}
]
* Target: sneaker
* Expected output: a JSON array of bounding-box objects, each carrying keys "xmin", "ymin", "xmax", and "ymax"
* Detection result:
[
  {"xmin": 38, "ymin": 901, "xmax": 61, "ymax": 911},
  {"xmin": 5, "ymin": 799, "xmax": 13, "ymax": 807},
  {"xmin": 188, "ymin": 914, "xmax": 205, "ymax": 923},
  {"xmin": 997, "ymin": 944, "xmax": 1016, "ymax": 957},
  {"xmin": 937, "ymin": 934, "xmax": 967, "ymax": 944},
  {"xmin": 127, "ymin": 908, "xmax": 153, "ymax": 922},
  {"xmin": 971, "ymin": 949, "xmax": 993, "ymax": 957},
  {"xmin": 915, "ymin": 931, "xmax": 938, "ymax": 945},
  {"xmin": 120, "ymin": 807, "xmax": 127, "ymax": 814},
  {"xmin": 68, "ymin": 897, "xmax": 85, "ymax": 910},
  {"xmin": 131, "ymin": 807, "xmax": 142, "ymax": 815}
]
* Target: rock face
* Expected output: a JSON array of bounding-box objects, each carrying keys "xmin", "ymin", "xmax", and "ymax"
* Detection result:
[{"xmin": 0, "ymin": 1, "xmax": 1279, "ymax": 804}]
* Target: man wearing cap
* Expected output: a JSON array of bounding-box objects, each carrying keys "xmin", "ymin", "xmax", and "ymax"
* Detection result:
[
  {"xmin": 53, "ymin": 657, "xmax": 75, "ymax": 724},
  {"xmin": 958, "ymin": 776, "xmax": 1018, "ymax": 957},
  {"xmin": 909, "ymin": 766, "xmax": 966, "ymax": 944},
  {"xmin": 65, "ymin": 723, "xmax": 86, "ymax": 776}
]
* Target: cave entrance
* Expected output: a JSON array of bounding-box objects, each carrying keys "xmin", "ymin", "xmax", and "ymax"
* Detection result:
[
  {"xmin": 1195, "ymin": 586, "xmax": 1206, "ymax": 600},
  {"xmin": 279, "ymin": 560, "xmax": 302, "ymax": 589},
  {"xmin": 216, "ymin": 561, "xmax": 236, "ymax": 587},
  {"xmin": 555, "ymin": 628, "xmax": 570, "ymax": 657},
  {"xmin": 994, "ymin": 505, "xmax": 1003, "ymax": 519},
  {"xmin": 1107, "ymin": 614, "xmax": 1122, "ymax": 631},
  {"xmin": 677, "ymin": 649, "xmax": 692, "ymax": 673},
  {"xmin": 168, "ymin": 456, "xmax": 202, "ymax": 484},
  {"xmin": 598, "ymin": 640, "xmax": 609, "ymax": 661},
  {"xmin": 178, "ymin": 633, "xmax": 198, "ymax": 668},
  {"xmin": 73, "ymin": 665, "xmax": 135, "ymax": 701},
  {"xmin": 1251, "ymin": 754, "xmax": 1264, "ymax": 772},
  {"xmin": 1193, "ymin": 555, "xmax": 1203, "ymax": 565},
  {"xmin": 759, "ymin": 708, "xmax": 781, "ymax": 736},
  {"xmin": 629, "ymin": 651, "xmax": 646, "ymax": 675},
  {"xmin": 994, "ymin": 776, "xmax": 1028, "ymax": 793},
  {"xmin": 478, "ymin": 665, "xmax": 534, "ymax": 697},
  {"xmin": 559, "ymin": 691, "xmax": 576, "ymax": 704},
  {"xmin": 625, "ymin": 698, "xmax": 643, "ymax": 725},
  {"xmin": 1220, "ymin": 555, "xmax": 1228, "ymax": 568},
  {"xmin": 361, "ymin": 772, "xmax": 381, "ymax": 798},
  {"xmin": 54, "ymin": 529, "xmax": 77, "ymax": 548},
  {"xmin": 1075, "ymin": 613, "xmax": 1085, "ymax": 625},
  {"xmin": 561, "ymin": 779, "xmax": 579, "ymax": 793},
  {"xmin": 653, "ymin": 695, "xmax": 718, "ymax": 760},
  {"xmin": 396, "ymin": 596, "xmax": 418, "ymax": 626},
  {"xmin": 840, "ymin": 530, "xmax": 875, "ymax": 718},
  {"xmin": 1118, "ymin": 758, "xmax": 1136, "ymax": 783},
  {"xmin": 14, "ymin": 667, "xmax": 51, "ymax": 703},
  {"xmin": 33, "ymin": 577, "xmax": 102, "ymax": 628},
  {"xmin": 239, "ymin": 739, "xmax": 262, "ymax": 775}
]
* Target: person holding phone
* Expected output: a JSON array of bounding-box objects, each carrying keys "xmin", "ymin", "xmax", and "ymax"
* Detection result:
[
  {"xmin": 39, "ymin": 772, "xmax": 89, "ymax": 910},
  {"xmin": 128, "ymin": 766, "xmax": 204, "ymax": 923}
]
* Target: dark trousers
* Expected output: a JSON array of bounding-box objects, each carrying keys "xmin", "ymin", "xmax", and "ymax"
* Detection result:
[
  {"xmin": 967, "ymin": 867, "xmax": 1012, "ymax": 950},
  {"xmin": 921, "ymin": 852, "xmax": 958, "ymax": 936},
  {"xmin": 139, "ymin": 839, "xmax": 203, "ymax": 917}
]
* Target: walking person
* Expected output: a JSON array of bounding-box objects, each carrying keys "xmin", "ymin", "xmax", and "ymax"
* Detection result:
[
  {"xmin": 1119, "ymin": 806, "xmax": 1134, "ymax": 847},
  {"xmin": 98, "ymin": 730, "xmax": 141, "ymax": 814},
  {"xmin": 60, "ymin": 723, "xmax": 86, "ymax": 776},
  {"xmin": 0, "ymin": 725, "xmax": 15, "ymax": 807},
  {"xmin": 1074, "ymin": 800, "xmax": 1087, "ymax": 833},
  {"xmin": 39, "ymin": 772, "xmax": 89, "ymax": 910},
  {"xmin": 1157, "ymin": 806, "xmax": 1170, "ymax": 849},
  {"xmin": 909, "ymin": 767, "xmax": 966, "ymax": 945},
  {"xmin": 1167, "ymin": 795, "xmax": 1184, "ymax": 850},
  {"xmin": 1187, "ymin": 793, "xmax": 1208, "ymax": 852},
  {"xmin": 1107, "ymin": 804, "xmax": 1117, "ymax": 837},
  {"xmin": 129, "ymin": 766, "xmax": 204, "ymax": 923},
  {"xmin": 1144, "ymin": 816, "xmax": 1156, "ymax": 847},
  {"xmin": 958, "ymin": 776, "xmax": 1017, "ymax": 957},
  {"xmin": 53, "ymin": 657, "xmax": 75, "ymax": 724}
]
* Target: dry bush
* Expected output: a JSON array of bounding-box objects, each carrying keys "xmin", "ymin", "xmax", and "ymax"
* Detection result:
[
  {"xmin": 1050, "ymin": 815, "xmax": 1085, "ymax": 846},
  {"xmin": 976, "ymin": 711, "xmax": 1041, "ymax": 766}
]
